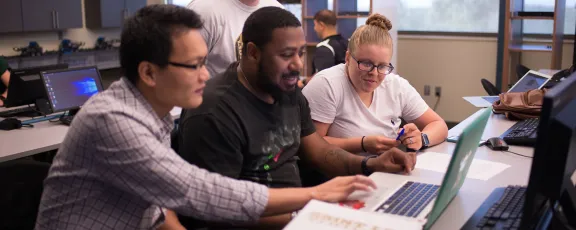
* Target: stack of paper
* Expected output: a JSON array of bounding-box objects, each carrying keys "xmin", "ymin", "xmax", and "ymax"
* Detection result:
[
  {"xmin": 415, "ymin": 152, "xmax": 511, "ymax": 181},
  {"xmin": 284, "ymin": 200, "xmax": 422, "ymax": 230}
]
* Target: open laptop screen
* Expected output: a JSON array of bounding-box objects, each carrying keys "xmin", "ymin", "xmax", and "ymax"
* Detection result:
[{"xmin": 509, "ymin": 72, "xmax": 549, "ymax": 93}]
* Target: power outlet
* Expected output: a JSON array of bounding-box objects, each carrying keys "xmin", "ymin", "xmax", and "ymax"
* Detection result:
[
  {"xmin": 435, "ymin": 86, "xmax": 442, "ymax": 97},
  {"xmin": 424, "ymin": 85, "xmax": 431, "ymax": 96}
]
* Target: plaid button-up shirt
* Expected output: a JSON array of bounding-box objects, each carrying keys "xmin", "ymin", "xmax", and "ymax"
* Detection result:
[{"xmin": 35, "ymin": 77, "xmax": 268, "ymax": 230}]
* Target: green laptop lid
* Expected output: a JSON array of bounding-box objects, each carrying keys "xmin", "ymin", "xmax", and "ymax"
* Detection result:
[{"xmin": 424, "ymin": 107, "xmax": 492, "ymax": 230}]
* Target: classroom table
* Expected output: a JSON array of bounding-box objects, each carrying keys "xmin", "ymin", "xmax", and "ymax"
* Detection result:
[
  {"xmin": 0, "ymin": 106, "xmax": 183, "ymax": 163},
  {"xmin": 421, "ymin": 109, "xmax": 533, "ymax": 229},
  {"xmin": 360, "ymin": 108, "xmax": 534, "ymax": 229}
]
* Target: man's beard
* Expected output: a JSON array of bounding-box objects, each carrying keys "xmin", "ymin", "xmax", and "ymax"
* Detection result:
[{"xmin": 256, "ymin": 61, "xmax": 300, "ymax": 101}]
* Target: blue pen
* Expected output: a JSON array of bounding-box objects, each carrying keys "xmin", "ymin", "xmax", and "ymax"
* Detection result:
[{"xmin": 395, "ymin": 128, "xmax": 405, "ymax": 140}]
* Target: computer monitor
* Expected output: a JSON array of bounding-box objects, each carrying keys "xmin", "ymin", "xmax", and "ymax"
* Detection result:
[
  {"xmin": 39, "ymin": 66, "xmax": 104, "ymax": 115},
  {"xmin": 521, "ymin": 72, "xmax": 576, "ymax": 229},
  {"xmin": 4, "ymin": 63, "xmax": 69, "ymax": 108}
]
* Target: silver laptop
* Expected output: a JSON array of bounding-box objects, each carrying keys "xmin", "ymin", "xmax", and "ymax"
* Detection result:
[
  {"xmin": 464, "ymin": 70, "xmax": 552, "ymax": 108},
  {"xmin": 348, "ymin": 107, "xmax": 492, "ymax": 229}
]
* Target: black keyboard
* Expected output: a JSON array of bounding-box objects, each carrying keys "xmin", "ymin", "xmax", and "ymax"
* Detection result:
[
  {"xmin": 463, "ymin": 186, "xmax": 526, "ymax": 230},
  {"xmin": 375, "ymin": 181, "xmax": 439, "ymax": 218},
  {"xmin": 0, "ymin": 107, "xmax": 38, "ymax": 118},
  {"xmin": 500, "ymin": 118, "xmax": 539, "ymax": 146}
]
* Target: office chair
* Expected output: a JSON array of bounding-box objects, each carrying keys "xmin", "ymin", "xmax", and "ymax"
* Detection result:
[
  {"xmin": 0, "ymin": 159, "xmax": 50, "ymax": 230},
  {"xmin": 516, "ymin": 64, "xmax": 530, "ymax": 80},
  {"xmin": 481, "ymin": 78, "xmax": 501, "ymax": 96}
]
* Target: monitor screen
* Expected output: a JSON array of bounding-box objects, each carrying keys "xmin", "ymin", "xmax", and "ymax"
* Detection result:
[
  {"xmin": 40, "ymin": 67, "xmax": 104, "ymax": 112},
  {"xmin": 509, "ymin": 72, "xmax": 549, "ymax": 93},
  {"xmin": 521, "ymin": 72, "xmax": 576, "ymax": 229},
  {"xmin": 5, "ymin": 63, "xmax": 68, "ymax": 108}
]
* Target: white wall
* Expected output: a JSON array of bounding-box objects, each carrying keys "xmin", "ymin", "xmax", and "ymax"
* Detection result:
[{"xmin": 396, "ymin": 36, "xmax": 574, "ymax": 122}]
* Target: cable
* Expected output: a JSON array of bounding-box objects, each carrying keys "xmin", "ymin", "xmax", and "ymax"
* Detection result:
[
  {"xmin": 433, "ymin": 96, "xmax": 441, "ymax": 111},
  {"xmin": 502, "ymin": 150, "xmax": 533, "ymax": 158}
]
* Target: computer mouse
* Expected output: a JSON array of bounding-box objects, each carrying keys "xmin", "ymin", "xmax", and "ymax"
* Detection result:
[
  {"xmin": 486, "ymin": 137, "xmax": 509, "ymax": 151},
  {"xmin": 0, "ymin": 118, "xmax": 23, "ymax": 131}
]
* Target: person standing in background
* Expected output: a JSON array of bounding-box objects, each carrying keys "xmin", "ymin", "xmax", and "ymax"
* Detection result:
[
  {"xmin": 312, "ymin": 9, "xmax": 348, "ymax": 74},
  {"xmin": 186, "ymin": 0, "xmax": 284, "ymax": 78}
]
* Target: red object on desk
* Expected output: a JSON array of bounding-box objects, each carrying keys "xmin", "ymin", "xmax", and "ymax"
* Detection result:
[{"xmin": 338, "ymin": 200, "xmax": 365, "ymax": 210}]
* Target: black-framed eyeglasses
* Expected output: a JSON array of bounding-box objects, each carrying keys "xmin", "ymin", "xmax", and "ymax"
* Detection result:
[
  {"xmin": 350, "ymin": 55, "xmax": 394, "ymax": 74},
  {"xmin": 168, "ymin": 58, "xmax": 207, "ymax": 70}
]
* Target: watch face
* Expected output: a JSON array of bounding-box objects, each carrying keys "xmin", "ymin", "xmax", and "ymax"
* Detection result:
[{"xmin": 422, "ymin": 133, "xmax": 430, "ymax": 146}]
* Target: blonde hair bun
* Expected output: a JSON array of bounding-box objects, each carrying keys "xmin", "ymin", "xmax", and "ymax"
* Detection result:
[{"xmin": 366, "ymin": 13, "xmax": 392, "ymax": 31}]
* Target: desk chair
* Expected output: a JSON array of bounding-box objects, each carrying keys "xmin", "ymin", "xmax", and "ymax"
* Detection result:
[
  {"xmin": 481, "ymin": 79, "xmax": 501, "ymax": 96},
  {"xmin": 0, "ymin": 159, "xmax": 50, "ymax": 230}
]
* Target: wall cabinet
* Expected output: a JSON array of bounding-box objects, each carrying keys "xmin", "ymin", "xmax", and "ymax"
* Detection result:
[{"xmin": 86, "ymin": 0, "xmax": 147, "ymax": 29}]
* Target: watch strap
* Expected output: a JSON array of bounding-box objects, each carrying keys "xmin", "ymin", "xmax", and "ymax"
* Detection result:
[{"xmin": 361, "ymin": 155, "xmax": 378, "ymax": 176}]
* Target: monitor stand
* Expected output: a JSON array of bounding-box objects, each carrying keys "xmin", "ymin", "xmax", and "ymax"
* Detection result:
[{"xmin": 538, "ymin": 178, "xmax": 576, "ymax": 230}]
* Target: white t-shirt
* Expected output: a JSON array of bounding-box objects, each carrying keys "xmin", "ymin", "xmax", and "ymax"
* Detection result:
[
  {"xmin": 302, "ymin": 64, "xmax": 429, "ymax": 140},
  {"xmin": 186, "ymin": 0, "xmax": 284, "ymax": 78}
]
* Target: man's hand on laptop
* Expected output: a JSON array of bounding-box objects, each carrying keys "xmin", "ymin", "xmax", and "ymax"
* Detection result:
[
  {"xmin": 368, "ymin": 148, "xmax": 415, "ymax": 174},
  {"xmin": 310, "ymin": 175, "xmax": 377, "ymax": 202}
]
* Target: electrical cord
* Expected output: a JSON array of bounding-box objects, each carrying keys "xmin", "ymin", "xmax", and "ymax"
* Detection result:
[
  {"xmin": 433, "ymin": 95, "xmax": 441, "ymax": 111},
  {"xmin": 502, "ymin": 150, "xmax": 533, "ymax": 158}
]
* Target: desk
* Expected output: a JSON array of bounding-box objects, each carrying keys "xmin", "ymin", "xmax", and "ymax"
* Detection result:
[
  {"xmin": 429, "ymin": 109, "xmax": 533, "ymax": 229},
  {"xmin": 365, "ymin": 109, "xmax": 534, "ymax": 229},
  {"xmin": 0, "ymin": 106, "xmax": 183, "ymax": 163}
]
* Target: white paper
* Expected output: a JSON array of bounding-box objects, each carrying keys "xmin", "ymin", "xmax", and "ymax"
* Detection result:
[
  {"xmin": 463, "ymin": 96, "xmax": 492, "ymax": 108},
  {"xmin": 284, "ymin": 200, "xmax": 422, "ymax": 230},
  {"xmin": 415, "ymin": 152, "xmax": 510, "ymax": 181}
]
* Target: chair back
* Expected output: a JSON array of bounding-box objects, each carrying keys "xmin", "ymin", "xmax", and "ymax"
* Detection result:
[{"xmin": 0, "ymin": 159, "xmax": 50, "ymax": 230}]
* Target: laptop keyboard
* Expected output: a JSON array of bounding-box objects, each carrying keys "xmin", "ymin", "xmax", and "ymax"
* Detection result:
[{"xmin": 375, "ymin": 181, "xmax": 440, "ymax": 218}]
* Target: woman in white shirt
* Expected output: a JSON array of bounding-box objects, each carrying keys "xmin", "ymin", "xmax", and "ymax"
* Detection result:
[{"xmin": 302, "ymin": 13, "xmax": 448, "ymax": 155}]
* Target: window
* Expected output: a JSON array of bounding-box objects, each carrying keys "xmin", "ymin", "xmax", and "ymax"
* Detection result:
[
  {"xmin": 166, "ymin": 0, "xmax": 190, "ymax": 6},
  {"xmin": 398, "ymin": 0, "xmax": 499, "ymax": 33},
  {"xmin": 523, "ymin": 0, "xmax": 575, "ymax": 35},
  {"xmin": 398, "ymin": 0, "xmax": 575, "ymax": 35}
]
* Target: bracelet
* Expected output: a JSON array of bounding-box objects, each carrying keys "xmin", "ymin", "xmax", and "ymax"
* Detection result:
[{"xmin": 361, "ymin": 136, "xmax": 367, "ymax": 152}]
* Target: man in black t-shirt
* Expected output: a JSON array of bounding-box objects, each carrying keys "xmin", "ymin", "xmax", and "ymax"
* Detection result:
[
  {"xmin": 177, "ymin": 7, "xmax": 415, "ymax": 229},
  {"xmin": 311, "ymin": 9, "xmax": 348, "ymax": 74}
]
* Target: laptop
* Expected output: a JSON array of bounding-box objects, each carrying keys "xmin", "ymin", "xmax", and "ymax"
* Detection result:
[
  {"xmin": 464, "ymin": 70, "xmax": 552, "ymax": 108},
  {"xmin": 349, "ymin": 107, "xmax": 492, "ymax": 229}
]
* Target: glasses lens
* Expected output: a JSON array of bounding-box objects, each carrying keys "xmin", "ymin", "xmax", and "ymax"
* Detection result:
[{"xmin": 358, "ymin": 62, "xmax": 373, "ymax": 71}]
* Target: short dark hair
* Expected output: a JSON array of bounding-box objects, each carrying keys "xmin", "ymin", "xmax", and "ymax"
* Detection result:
[
  {"xmin": 120, "ymin": 4, "xmax": 203, "ymax": 84},
  {"xmin": 314, "ymin": 9, "xmax": 337, "ymax": 26},
  {"xmin": 241, "ymin": 6, "xmax": 302, "ymax": 56}
]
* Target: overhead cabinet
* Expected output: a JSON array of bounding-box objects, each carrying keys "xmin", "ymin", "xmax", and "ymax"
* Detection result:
[
  {"xmin": 85, "ymin": 0, "xmax": 147, "ymax": 29},
  {"xmin": 21, "ymin": 0, "xmax": 83, "ymax": 31}
]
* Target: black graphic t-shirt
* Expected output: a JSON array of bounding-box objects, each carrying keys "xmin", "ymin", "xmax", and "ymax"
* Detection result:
[{"xmin": 178, "ymin": 62, "xmax": 316, "ymax": 189}]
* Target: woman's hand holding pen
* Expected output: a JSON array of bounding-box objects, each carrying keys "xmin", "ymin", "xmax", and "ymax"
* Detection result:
[
  {"xmin": 363, "ymin": 136, "xmax": 400, "ymax": 154},
  {"xmin": 399, "ymin": 123, "xmax": 423, "ymax": 150}
]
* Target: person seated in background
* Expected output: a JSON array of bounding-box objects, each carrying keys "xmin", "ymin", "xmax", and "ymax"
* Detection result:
[
  {"xmin": 302, "ymin": 13, "xmax": 448, "ymax": 155},
  {"xmin": 34, "ymin": 5, "xmax": 376, "ymax": 230},
  {"xmin": 0, "ymin": 56, "xmax": 11, "ymax": 107},
  {"xmin": 299, "ymin": 9, "xmax": 348, "ymax": 88},
  {"xmin": 176, "ymin": 7, "xmax": 415, "ymax": 229},
  {"xmin": 186, "ymin": 0, "xmax": 284, "ymax": 78}
]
